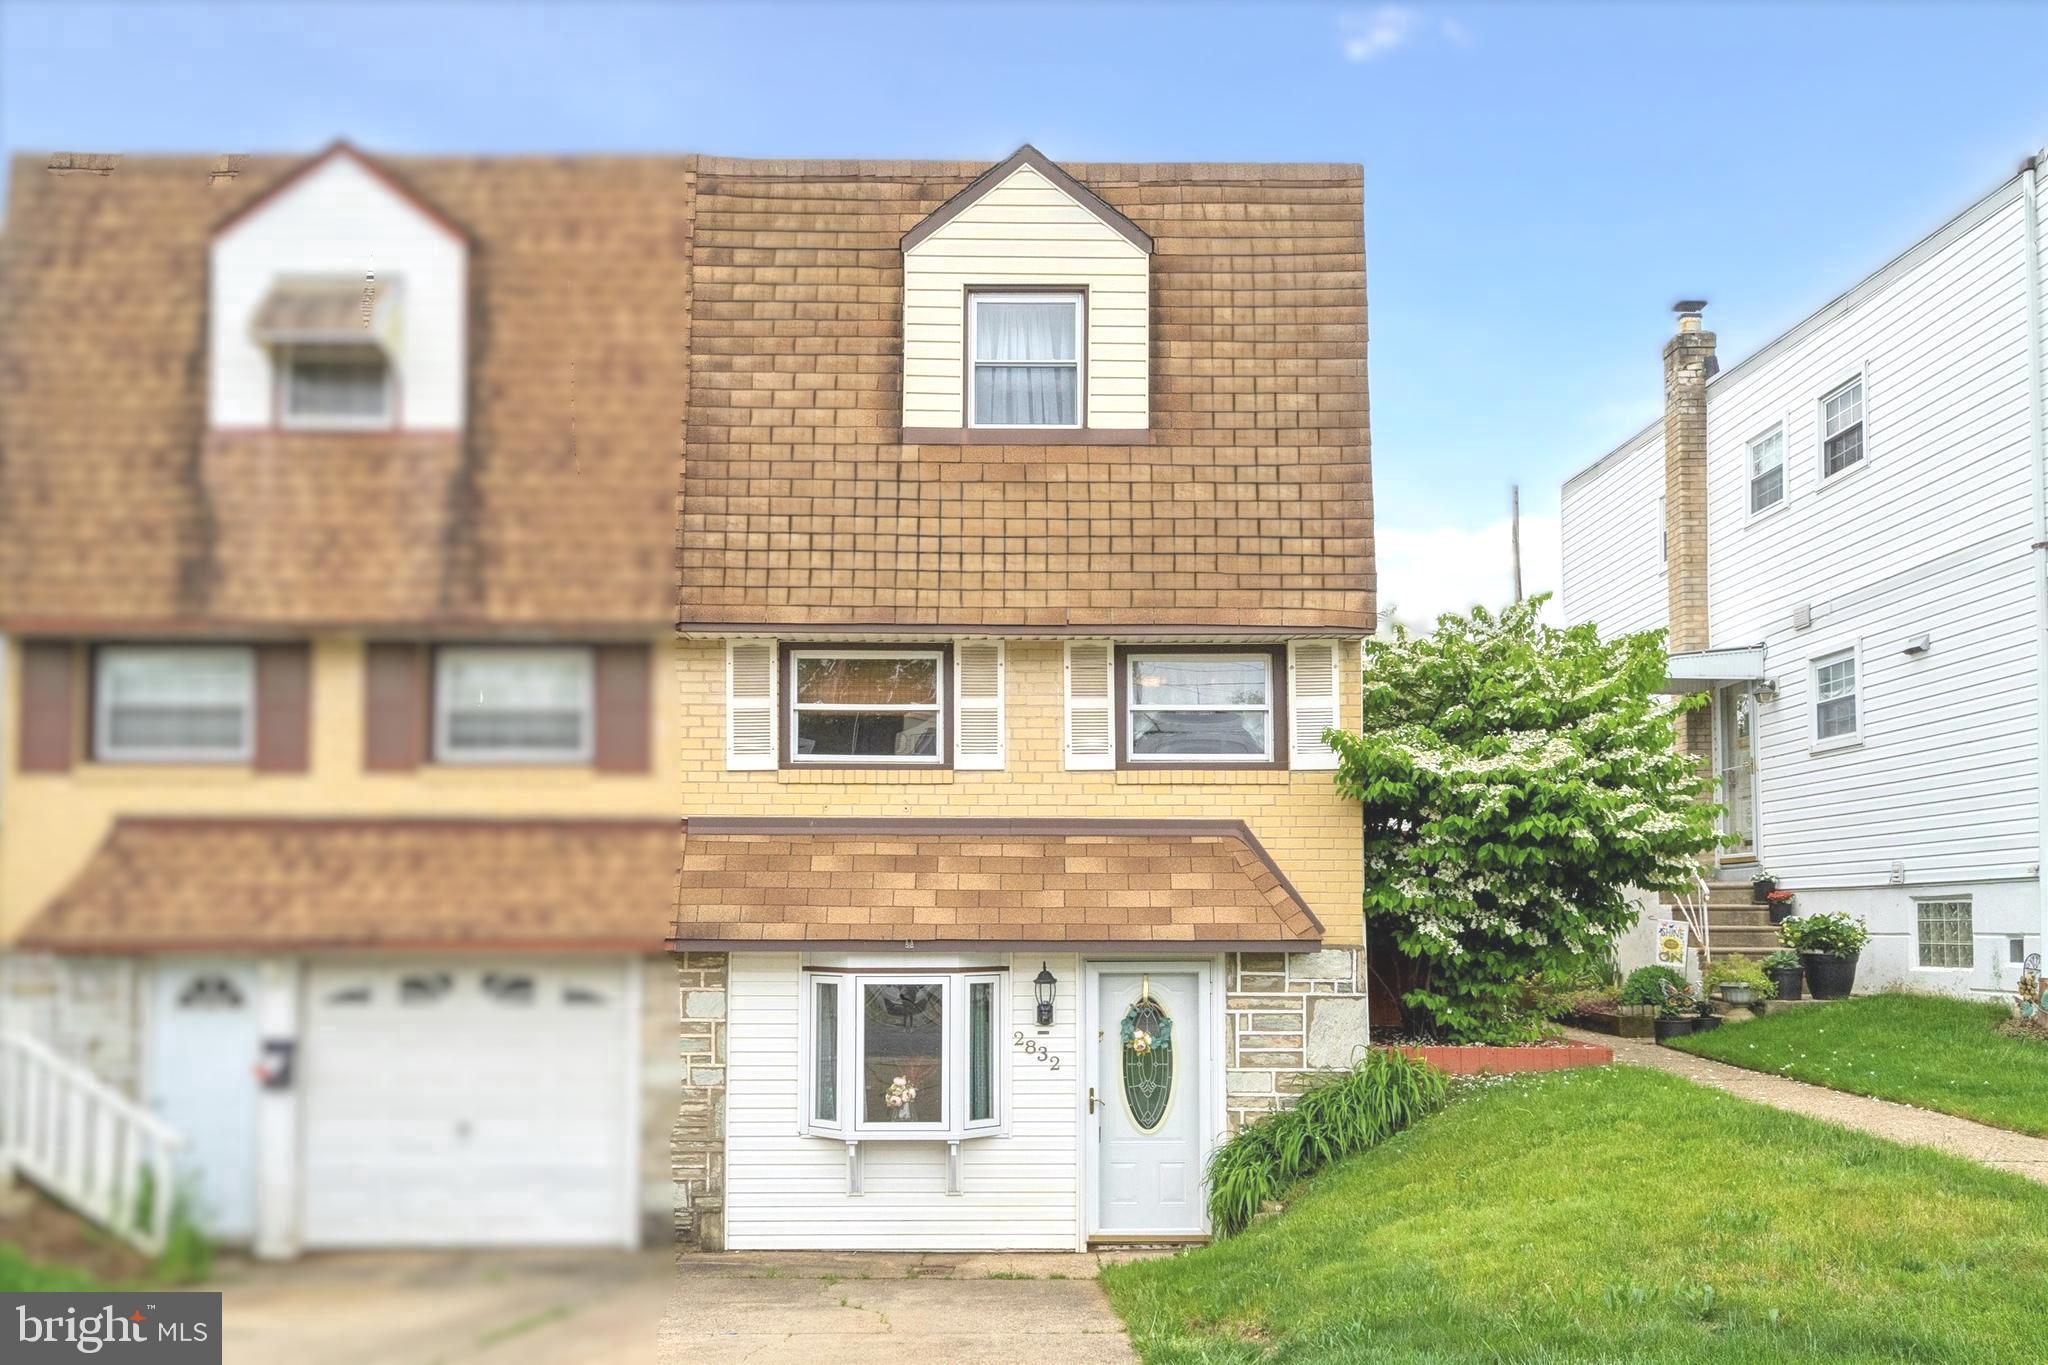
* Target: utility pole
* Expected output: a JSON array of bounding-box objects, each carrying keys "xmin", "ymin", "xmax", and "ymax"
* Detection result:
[{"xmin": 1510, "ymin": 484, "xmax": 1524, "ymax": 604}]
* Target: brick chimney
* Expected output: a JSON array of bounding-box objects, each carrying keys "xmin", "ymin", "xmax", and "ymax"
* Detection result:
[{"xmin": 1664, "ymin": 300, "xmax": 1715, "ymax": 754}]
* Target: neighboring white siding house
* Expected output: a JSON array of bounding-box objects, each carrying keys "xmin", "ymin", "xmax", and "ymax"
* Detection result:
[{"xmin": 1560, "ymin": 155, "xmax": 2048, "ymax": 998}]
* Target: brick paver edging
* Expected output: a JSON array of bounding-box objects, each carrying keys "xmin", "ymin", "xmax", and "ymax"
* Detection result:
[{"xmin": 1390, "ymin": 1042, "xmax": 1613, "ymax": 1076}]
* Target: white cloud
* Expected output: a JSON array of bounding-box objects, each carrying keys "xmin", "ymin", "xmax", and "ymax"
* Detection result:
[
  {"xmin": 1376, "ymin": 515, "xmax": 1562, "ymax": 631},
  {"xmin": 1339, "ymin": 7, "xmax": 1472, "ymax": 62}
]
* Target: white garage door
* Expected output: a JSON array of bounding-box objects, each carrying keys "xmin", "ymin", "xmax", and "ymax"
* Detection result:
[{"xmin": 303, "ymin": 959, "xmax": 634, "ymax": 1248}]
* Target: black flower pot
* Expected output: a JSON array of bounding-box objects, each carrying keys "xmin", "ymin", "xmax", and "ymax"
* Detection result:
[
  {"xmin": 1751, "ymin": 879, "xmax": 1777, "ymax": 904},
  {"xmin": 1802, "ymin": 952, "xmax": 1859, "ymax": 1000},
  {"xmin": 1768, "ymin": 900, "xmax": 1796, "ymax": 924},
  {"xmin": 1694, "ymin": 1013, "xmax": 1724, "ymax": 1033},
  {"xmin": 1653, "ymin": 1015, "xmax": 1699, "ymax": 1043},
  {"xmin": 1766, "ymin": 965, "xmax": 1804, "ymax": 1001}
]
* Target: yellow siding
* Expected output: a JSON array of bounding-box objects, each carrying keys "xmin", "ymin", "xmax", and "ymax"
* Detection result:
[
  {"xmin": 680, "ymin": 639, "xmax": 1362, "ymax": 945},
  {"xmin": 0, "ymin": 634, "xmax": 679, "ymax": 940},
  {"xmin": 902, "ymin": 164, "xmax": 1149, "ymax": 431}
]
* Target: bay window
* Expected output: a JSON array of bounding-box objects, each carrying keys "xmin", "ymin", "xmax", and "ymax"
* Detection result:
[
  {"xmin": 802, "ymin": 969, "xmax": 1006, "ymax": 1140},
  {"xmin": 1121, "ymin": 648, "xmax": 1281, "ymax": 765},
  {"xmin": 969, "ymin": 292, "xmax": 1082, "ymax": 428}
]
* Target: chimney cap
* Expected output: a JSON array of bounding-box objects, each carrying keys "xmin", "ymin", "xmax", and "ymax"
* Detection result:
[{"xmin": 1672, "ymin": 299, "xmax": 1708, "ymax": 316}]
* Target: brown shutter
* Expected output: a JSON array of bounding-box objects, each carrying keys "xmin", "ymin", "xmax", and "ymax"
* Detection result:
[
  {"xmin": 363, "ymin": 642, "xmax": 428, "ymax": 771},
  {"xmin": 593, "ymin": 643, "xmax": 652, "ymax": 774},
  {"xmin": 18, "ymin": 641, "xmax": 78, "ymax": 772},
  {"xmin": 252, "ymin": 643, "xmax": 312, "ymax": 772}
]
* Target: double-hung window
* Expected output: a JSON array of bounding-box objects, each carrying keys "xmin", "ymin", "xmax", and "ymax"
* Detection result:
[
  {"xmin": 1812, "ymin": 648, "xmax": 1859, "ymax": 747},
  {"xmin": 1820, "ymin": 377, "xmax": 1864, "ymax": 478},
  {"xmin": 1748, "ymin": 425, "xmax": 1785, "ymax": 514},
  {"xmin": 788, "ymin": 649, "xmax": 946, "ymax": 764},
  {"xmin": 433, "ymin": 646, "xmax": 594, "ymax": 763},
  {"xmin": 1916, "ymin": 897, "xmax": 1974, "ymax": 970},
  {"xmin": 281, "ymin": 345, "xmax": 393, "ymax": 429},
  {"xmin": 94, "ymin": 645, "xmax": 255, "ymax": 763},
  {"xmin": 969, "ymin": 292, "xmax": 1082, "ymax": 428},
  {"xmin": 803, "ymin": 969, "xmax": 1005, "ymax": 1139},
  {"xmin": 1124, "ymin": 650, "xmax": 1278, "ymax": 764}
]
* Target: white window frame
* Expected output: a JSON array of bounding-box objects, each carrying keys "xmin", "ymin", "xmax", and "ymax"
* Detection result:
[
  {"xmin": 1746, "ymin": 422, "xmax": 1787, "ymax": 520},
  {"xmin": 432, "ymin": 645, "xmax": 595, "ymax": 765},
  {"xmin": 1124, "ymin": 651, "xmax": 1277, "ymax": 765},
  {"xmin": 93, "ymin": 644, "xmax": 256, "ymax": 764},
  {"xmin": 799, "ymin": 968, "xmax": 1009, "ymax": 1142},
  {"xmin": 1912, "ymin": 896, "xmax": 1975, "ymax": 972},
  {"xmin": 787, "ymin": 648, "xmax": 946, "ymax": 766},
  {"xmin": 1816, "ymin": 372, "xmax": 1867, "ymax": 484},
  {"xmin": 276, "ymin": 343, "xmax": 395, "ymax": 431},
  {"xmin": 1809, "ymin": 643, "xmax": 1862, "ymax": 753},
  {"xmin": 967, "ymin": 291, "xmax": 1084, "ymax": 430}
]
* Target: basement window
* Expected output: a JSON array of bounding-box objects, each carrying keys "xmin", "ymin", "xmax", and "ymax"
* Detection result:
[
  {"xmin": 1916, "ymin": 898, "xmax": 1973, "ymax": 970},
  {"xmin": 801, "ymin": 970, "xmax": 1005, "ymax": 1140}
]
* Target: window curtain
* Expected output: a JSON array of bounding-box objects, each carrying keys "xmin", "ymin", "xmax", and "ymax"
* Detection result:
[{"xmin": 974, "ymin": 300, "xmax": 1078, "ymax": 425}]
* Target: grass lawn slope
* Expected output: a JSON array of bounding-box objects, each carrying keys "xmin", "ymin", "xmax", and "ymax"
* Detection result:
[
  {"xmin": 1672, "ymin": 992, "xmax": 2048, "ymax": 1137},
  {"xmin": 1103, "ymin": 1067, "xmax": 2048, "ymax": 1364}
]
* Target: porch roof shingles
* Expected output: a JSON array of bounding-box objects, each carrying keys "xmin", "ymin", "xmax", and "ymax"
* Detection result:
[
  {"xmin": 17, "ymin": 817, "xmax": 679, "ymax": 952},
  {"xmin": 671, "ymin": 819, "xmax": 1323, "ymax": 949}
]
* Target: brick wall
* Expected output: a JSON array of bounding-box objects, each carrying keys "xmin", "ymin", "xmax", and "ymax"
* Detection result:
[
  {"xmin": 1662, "ymin": 318, "xmax": 1716, "ymax": 758},
  {"xmin": 673, "ymin": 951, "xmax": 727, "ymax": 1250}
]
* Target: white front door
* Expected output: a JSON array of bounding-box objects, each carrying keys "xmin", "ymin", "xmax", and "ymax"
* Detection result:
[
  {"xmin": 1716, "ymin": 685, "xmax": 1759, "ymax": 860},
  {"xmin": 147, "ymin": 960, "xmax": 260, "ymax": 1241},
  {"xmin": 301, "ymin": 959, "xmax": 635, "ymax": 1248},
  {"xmin": 1090, "ymin": 966, "xmax": 1209, "ymax": 1238}
]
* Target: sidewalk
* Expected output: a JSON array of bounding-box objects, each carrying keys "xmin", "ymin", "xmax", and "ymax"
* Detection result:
[{"xmin": 1567, "ymin": 1027, "xmax": 2048, "ymax": 1185}]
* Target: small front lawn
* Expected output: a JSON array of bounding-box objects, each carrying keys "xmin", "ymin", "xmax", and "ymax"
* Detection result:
[
  {"xmin": 1671, "ymin": 991, "xmax": 2048, "ymax": 1136},
  {"xmin": 1103, "ymin": 1067, "xmax": 2048, "ymax": 1363}
]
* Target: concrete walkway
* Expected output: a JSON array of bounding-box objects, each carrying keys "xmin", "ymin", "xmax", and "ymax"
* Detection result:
[
  {"xmin": 660, "ymin": 1250, "xmax": 1156, "ymax": 1364},
  {"xmin": 1570, "ymin": 1026, "xmax": 2048, "ymax": 1184}
]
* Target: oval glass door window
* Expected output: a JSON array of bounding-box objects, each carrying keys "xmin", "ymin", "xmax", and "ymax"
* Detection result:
[{"xmin": 1119, "ymin": 997, "xmax": 1174, "ymax": 1131}]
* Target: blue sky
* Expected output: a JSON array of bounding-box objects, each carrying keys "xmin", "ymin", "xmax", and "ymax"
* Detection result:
[{"xmin": 4, "ymin": 0, "xmax": 2045, "ymax": 618}]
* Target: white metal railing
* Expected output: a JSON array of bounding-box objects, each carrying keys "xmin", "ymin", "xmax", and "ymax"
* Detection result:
[
  {"xmin": 1672, "ymin": 868, "xmax": 1713, "ymax": 972},
  {"xmin": 0, "ymin": 1029, "xmax": 182, "ymax": 1255}
]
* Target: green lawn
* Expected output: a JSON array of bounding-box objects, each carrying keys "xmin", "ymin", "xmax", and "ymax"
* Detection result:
[
  {"xmin": 1102, "ymin": 1067, "xmax": 2048, "ymax": 1364},
  {"xmin": 1671, "ymin": 991, "xmax": 2048, "ymax": 1136},
  {"xmin": 0, "ymin": 1244, "xmax": 113, "ymax": 1292}
]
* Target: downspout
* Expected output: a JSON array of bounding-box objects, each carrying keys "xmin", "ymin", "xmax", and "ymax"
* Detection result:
[{"xmin": 2023, "ymin": 154, "xmax": 2048, "ymax": 961}]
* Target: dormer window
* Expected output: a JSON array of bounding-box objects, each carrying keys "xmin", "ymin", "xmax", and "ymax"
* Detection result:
[
  {"xmin": 254, "ymin": 276, "xmax": 398, "ymax": 430},
  {"xmin": 970, "ymin": 292, "xmax": 1082, "ymax": 428}
]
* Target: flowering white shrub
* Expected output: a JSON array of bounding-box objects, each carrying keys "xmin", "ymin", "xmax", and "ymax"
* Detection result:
[{"xmin": 1331, "ymin": 598, "xmax": 1721, "ymax": 1042}]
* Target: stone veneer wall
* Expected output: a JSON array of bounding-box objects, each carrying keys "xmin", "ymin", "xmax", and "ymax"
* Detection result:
[
  {"xmin": 672, "ymin": 951, "xmax": 728, "ymax": 1250},
  {"xmin": 0, "ymin": 952, "xmax": 143, "ymax": 1095},
  {"xmin": 1223, "ymin": 947, "xmax": 1372, "ymax": 1130}
]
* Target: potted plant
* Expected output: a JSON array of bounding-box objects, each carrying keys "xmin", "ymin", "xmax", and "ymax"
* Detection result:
[
  {"xmin": 1619, "ymin": 965, "xmax": 1689, "ymax": 1017},
  {"xmin": 1693, "ymin": 995, "xmax": 1723, "ymax": 1032},
  {"xmin": 1765, "ymin": 888, "xmax": 1797, "ymax": 924},
  {"xmin": 1651, "ymin": 980, "xmax": 1703, "ymax": 1043},
  {"xmin": 1703, "ymin": 954, "xmax": 1771, "ymax": 1007},
  {"xmin": 1761, "ymin": 950, "xmax": 1804, "ymax": 1002},
  {"xmin": 1779, "ymin": 912, "xmax": 1870, "ymax": 1000},
  {"xmin": 1750, "ymin": 869, "xmax": 1778, "ymax": 904}
]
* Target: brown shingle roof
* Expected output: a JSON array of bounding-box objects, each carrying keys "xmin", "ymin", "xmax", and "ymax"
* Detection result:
[
  {"xmin": 18, "ymin": 818, "xmax": 677, "ymax": 952},
  {"xmin": 671, "ymin": 817, "xmax": 1323, "ymax": 950}
]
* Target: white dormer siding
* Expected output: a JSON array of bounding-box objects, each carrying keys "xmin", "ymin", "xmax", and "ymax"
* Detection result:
[
  {"xmin": 903, "ymin": 161, "xmax": 1149, "ymax": 432},
  {"xmin": 210, "ymin": 149, "xmax": 467, "ymax": 431}
]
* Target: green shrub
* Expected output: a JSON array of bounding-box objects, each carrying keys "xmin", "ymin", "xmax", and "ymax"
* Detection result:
[
  {"xmin": 1702, "ymin": 954, "xmax": 1772, "ymax": 998},
  {"xmin": 1761, "ymin": 949, "xmax": 1801, "ymax": 972},
  {"xmin": 1206, "ymin": 1050, "xmax": 1447, "ymax": 1238},
  {"xmin": 1618, "ymin": 966, "xmax": 1688, "ymax": 1007},
  {"xmin": 1780, "ymin": 911, "xmax": 1870, "ymax": 956}
]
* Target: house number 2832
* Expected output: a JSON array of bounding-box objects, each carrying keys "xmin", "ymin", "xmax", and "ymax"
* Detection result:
[{"xmin": 1013, "ymin": 1031, "xmax": 1060, "ymax": 1070}]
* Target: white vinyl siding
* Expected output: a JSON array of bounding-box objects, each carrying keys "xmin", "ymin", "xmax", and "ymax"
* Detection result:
[
  {"xmin": 1914, "ymin": 897, "xmax": 1974, "ymax": 969},
  {"xmin": 93, "ymin": 645, "xmax": 255, "ymax": 763},
  {"xmin": 433, "ymin": 646, "xmax": 594, "ymax": 764},
  {"xmin": 903, "ymin": 163, "xmax": 1148, "ymax": 431},
  {"xmin": 1559, "ymin": 426, "xmax": 1667, "ymax": 635},
  {"xmin": 726, "ymin": 953, "xmax": 1081, "ymax": 1251}
]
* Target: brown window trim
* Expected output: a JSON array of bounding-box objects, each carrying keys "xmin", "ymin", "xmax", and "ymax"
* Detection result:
[
  {"xmin": 1114, "ymin": 644, "xmax": 1289, "ymax": 772},
  {"xmin": 962, "ymin": 284, "xmax": 1090, "ymax": 434},
  {"xmin": 778, "ymin": 642, "xmax": 954, "ymax": 771}
]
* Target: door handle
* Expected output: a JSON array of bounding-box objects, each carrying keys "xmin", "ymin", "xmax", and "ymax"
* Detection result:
[{"xmin": 1088, "ymin": 1087, "xmax": 1097, "ymax": 1114}]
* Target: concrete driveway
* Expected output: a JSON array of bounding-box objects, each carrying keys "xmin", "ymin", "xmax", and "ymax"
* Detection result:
[
  {"xmin": 661, "ymin": 1250, "xmax": 1152, "ymax": 1364},
  {"xmin": 207, "ymin": 1249, "xmax": 673, "ymax": 1364}
]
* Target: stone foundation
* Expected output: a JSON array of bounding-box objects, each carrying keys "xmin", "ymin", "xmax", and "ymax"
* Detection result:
[
  {"xmin": 1222, "ymin": 947, "xmax": 1371, "ymax": 1130},
  {"xmin": 672, "ymin": 951, "xmax": 728, "ymax": 1250},
  {"xmin": 0, "ymin": 951, "xmax": 143, "ymax": 1095}
]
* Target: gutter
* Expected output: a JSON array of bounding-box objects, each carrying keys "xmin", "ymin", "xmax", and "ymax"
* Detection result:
[{"xmin": 2023, "ymin": 154, "xmax": 2048, "ymax": 961}]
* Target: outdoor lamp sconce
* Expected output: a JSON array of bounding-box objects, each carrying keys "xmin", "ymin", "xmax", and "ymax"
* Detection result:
[{"xmin": 1034, "ymin": 963, "xmax": 1057, "ymax": 1028}]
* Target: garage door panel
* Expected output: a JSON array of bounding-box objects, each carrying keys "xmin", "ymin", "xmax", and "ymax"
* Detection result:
[{"xmin": 302, "ymin": 959, "xmax": 631, "ymax": 1248}]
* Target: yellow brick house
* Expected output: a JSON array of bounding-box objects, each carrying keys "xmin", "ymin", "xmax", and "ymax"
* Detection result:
[{"xmin": 668, "ymin": 148, "xmax": 1375, "ymax": 1251}]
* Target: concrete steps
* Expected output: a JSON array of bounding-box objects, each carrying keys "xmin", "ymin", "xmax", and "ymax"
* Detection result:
[{"xmin": 1662, "ymin": 880, "xmax": 1786, "ymax": 964}]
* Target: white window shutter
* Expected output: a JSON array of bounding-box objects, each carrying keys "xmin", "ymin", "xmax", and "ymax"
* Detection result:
[
  {"xmin": 954, "ymin": 640, "xmax": 1005, "ymax": 770},
  {"xmin": 1288, "ymin": 639, "xmax": 1341, "ymax": 770},
  {"xmin": 726, "ymin": 639, "xmax": 777, "ymax": 770},
  {"xmin": 1064, "ymin": 640, "xmax": 1114, "ymax": 770}
]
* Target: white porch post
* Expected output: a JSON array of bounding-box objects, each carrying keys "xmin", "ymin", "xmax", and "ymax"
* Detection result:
[{"xmin": 252, "ymin": 957, "xmax": 302, "ymax": 1260}]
